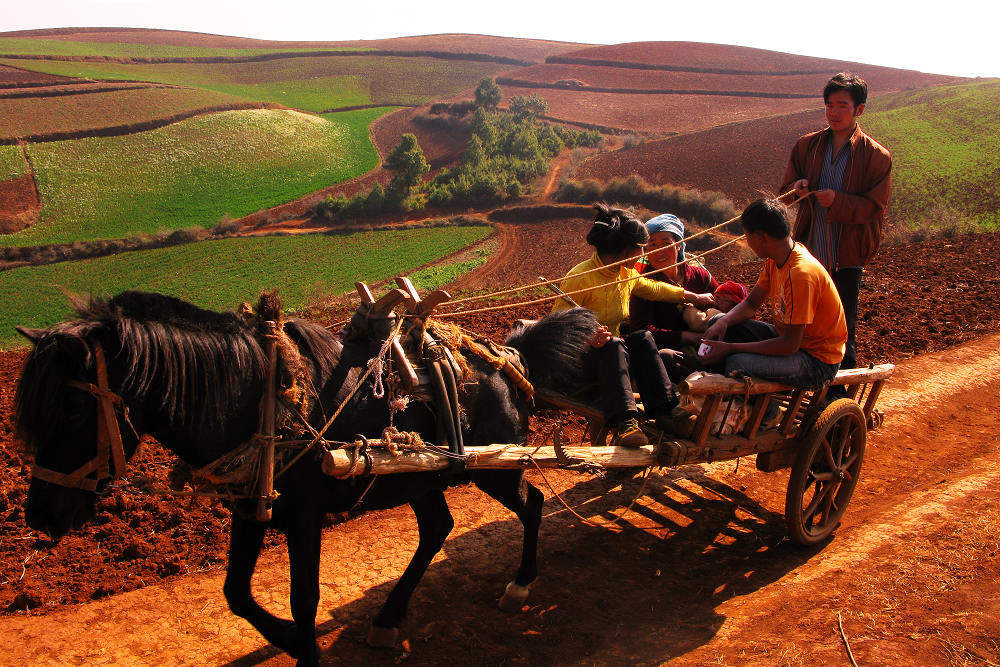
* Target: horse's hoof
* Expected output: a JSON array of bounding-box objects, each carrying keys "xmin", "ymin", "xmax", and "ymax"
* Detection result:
[
  {"xmin": 366, "ymin": 624, "xmax": 399, "ymax": 648},
  {"xmin": 498, "ymin": 581, "xmax": 531, "ymax": 613}
]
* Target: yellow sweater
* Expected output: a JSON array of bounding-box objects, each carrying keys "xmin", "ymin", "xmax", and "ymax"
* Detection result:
[{"xmin": 552, "ymin": 253, "xmax": 684, "ymax": 335}]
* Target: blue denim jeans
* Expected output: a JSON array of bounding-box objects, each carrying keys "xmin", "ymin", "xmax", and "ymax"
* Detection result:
[{"xmin": 723, "ymin": 321, "xmax": 840, "ymax": 390}]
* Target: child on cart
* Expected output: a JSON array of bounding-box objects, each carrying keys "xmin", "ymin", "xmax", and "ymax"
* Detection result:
[
  {"xmin": 552, "ymin": 204, "xmax": 715, "ymax": 446},
  {"xmin": 700, "ymin": 199, "xmax": 847, "ymax": 389}
]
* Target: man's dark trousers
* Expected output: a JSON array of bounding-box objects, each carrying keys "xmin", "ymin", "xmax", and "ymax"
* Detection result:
[{"xmin": 833, "ymin": 267, "xmax": 862, "ymax": 370}]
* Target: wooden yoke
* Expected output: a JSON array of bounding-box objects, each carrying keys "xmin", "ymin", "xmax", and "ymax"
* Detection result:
[
  {"xmin": 394, "ymin": 276, "xmax": 452, "ymax": 320},
  {"xmin": 355, "ymin": 282, "xmax": 417, "ymax": 389}
]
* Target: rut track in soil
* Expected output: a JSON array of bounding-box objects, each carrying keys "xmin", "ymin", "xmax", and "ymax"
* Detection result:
[{"xmin": 0, "ymin": 334, "xmax": 997, "ymax": 665}]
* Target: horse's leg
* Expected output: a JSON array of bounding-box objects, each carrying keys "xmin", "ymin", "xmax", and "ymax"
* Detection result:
[
  {"xmin": 285, "ymin": 508, "xmax": 324, "ymax": 666},
  {"xmin": 473, "ymin": 470, "xmax": 544, "ymax": 612},
  {"xmin": 223, "ymin": 516, "xmax": 298, "ymax": 655},
  {"xmin": 369, "ymin": 489, "xmax": 454, "ymax": 647}
]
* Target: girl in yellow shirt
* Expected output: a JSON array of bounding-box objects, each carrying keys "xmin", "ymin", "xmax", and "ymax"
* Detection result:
[{"xmin": 553, "ymin": 204, "xmax": 715, "ymax": 446}]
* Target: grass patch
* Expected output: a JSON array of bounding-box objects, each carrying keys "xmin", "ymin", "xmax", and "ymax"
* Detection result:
[
  {"xmin": 2, "ymin": 56, "xmax": 509, "ymax": 108},
  {"xmin": 0, "ymin": 225, "xmax": 492, "ymax": 349},
  {"xmin": 0, "ymin": 86, "xmax": 248, "ymax": 138},
  {"xmin": 0, "ymin": 144, "xmax": 24, "ymax": 180},
  {"xmin": 863, "ymin": 80, "xmax": 1000, "ymax": 230},
  {"xmin": 1, "ymin": 107, "xmax": 393, "ymax": 246},
  {"xmin": 0, "ymin": 38, "xmax": 333, "ymax": 59},
  {"xmin": 408, "ymin": 237, "xmax": 498, "ymax": 291}
]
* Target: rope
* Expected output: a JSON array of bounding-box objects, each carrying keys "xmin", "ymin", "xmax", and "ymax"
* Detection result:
[
  {"xmin": 275, "ymin": 317, "xmax": 406, "ymax": 479},
  {"xmin": 435, "ymin": 234, "xmax": 746, "ymax": 319},
  {"xmin": 438, "ymin": 188, "xmax": 813, "ymax": 310},
  {"xmin": 442, "ymin": 215, "xmax": 743, "ymax": 308},
  {"xmin": 527, "ymin": 456, "xmax": 667, "ymax": 531}
]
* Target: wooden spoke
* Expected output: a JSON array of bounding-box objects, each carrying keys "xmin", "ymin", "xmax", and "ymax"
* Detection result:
[
  {"xmin": 821, "ymin": 437, "xmax": 837, "ymax": 470},
  {"xmin": 803, "ymin": 481, "xmax": 834, "ymax": 521},
  {"xmin": 842, "ymin": 450, "xmax": 860, "ymax": 471},
  {"xmin": 832, "ymin": 420, "xmax": 851, "ymax": 466},
  {"xmin": 810, "ymin": 471, "xmax": 836, "ymax": 482}
]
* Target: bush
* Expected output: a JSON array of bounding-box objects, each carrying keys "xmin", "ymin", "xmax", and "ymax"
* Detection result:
[{"xmin": 554, "ymin": 175, "xmax": 737, "ymax": 225}]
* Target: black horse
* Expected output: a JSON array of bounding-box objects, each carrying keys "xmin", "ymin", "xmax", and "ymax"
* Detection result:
[{"xmin": 14, "ymin": 290, "xmax": 597, "ymax": 664}]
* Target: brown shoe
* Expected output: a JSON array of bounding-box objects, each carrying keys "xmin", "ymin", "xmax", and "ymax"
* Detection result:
[{"xmin": 611, "ymin": 418, "xmax": 648, "ymax": 448}]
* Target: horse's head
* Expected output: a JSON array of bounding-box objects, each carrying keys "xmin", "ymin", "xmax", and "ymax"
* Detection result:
[{"xmin": 14, "ymin": 323, "xmax": 145, "ymax": 540}]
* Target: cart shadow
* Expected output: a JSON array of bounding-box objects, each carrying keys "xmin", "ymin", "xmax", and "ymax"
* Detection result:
[{"xmin": 224, "ymin": 468, "xmax": 822, "ymax": 665}]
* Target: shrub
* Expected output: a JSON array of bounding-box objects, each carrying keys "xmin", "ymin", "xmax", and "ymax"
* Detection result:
[
  {"xmin": 474, "ymin": 78, "xmax": 502, "ymax": 109},
  {"xmin": 554, "ymin": 175, "xmax": 737, "ymax": 225}
]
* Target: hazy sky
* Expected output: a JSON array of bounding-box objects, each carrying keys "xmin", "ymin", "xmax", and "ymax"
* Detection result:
[{"xmin": 2, "ymin": 0, "xmax": 996, "ymax": 78}]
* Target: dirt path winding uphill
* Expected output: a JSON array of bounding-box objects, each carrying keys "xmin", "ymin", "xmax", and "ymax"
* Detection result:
[{"xmin": 1, "ymin": 334, "xmax": 998, "ymax": 665}]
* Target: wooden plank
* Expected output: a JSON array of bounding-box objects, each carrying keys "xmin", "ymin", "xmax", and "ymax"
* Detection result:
[
  {"xmin": 691, "ymin": 394, "xmax": 722, "ymax": 447},
  {"xmin": 742, "ymin": 392, "xmax": 773, "ymax": 440},
  {"xmin": 535, "ymin": 388, "xmax": 602, "ymax": 419},
  {"xmin": 780, "ymin": 390, "xmax": 805, "ymax": 435},
  {"xmin": 680, "ymin": 364, "xmax": 895, "ymax": 396}
]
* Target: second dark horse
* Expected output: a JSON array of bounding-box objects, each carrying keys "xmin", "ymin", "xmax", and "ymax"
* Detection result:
[{"xmin": 14, "ymin": 291, "xmax": 598, "ymax": 664}]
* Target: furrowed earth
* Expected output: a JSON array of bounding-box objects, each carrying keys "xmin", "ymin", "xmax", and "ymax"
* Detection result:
[
  {"xmin": 1, "ymin": 27, "xmax": 998, "ymax": 665},
  {"xmin": 1, "ymin": 228, "xmax": 999, "ymax": 665}
]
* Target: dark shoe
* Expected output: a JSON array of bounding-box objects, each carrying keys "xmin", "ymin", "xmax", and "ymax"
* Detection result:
[{"xmin": 611, "ymin": 418, "xmax": 648, "ymax": 448}]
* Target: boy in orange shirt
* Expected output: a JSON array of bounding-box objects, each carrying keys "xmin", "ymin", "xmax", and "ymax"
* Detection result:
[{"xmin": 701, "ymin": 199, "xmax": 847, "ymax": 389}]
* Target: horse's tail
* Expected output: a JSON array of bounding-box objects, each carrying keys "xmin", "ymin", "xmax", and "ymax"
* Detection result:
[{"xmin": 503, "ymin": 307, "xmax": 598, "ymax": 394}]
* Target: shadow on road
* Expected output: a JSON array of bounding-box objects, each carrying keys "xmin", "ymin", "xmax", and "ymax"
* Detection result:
[{"xmin": 224, "ymin": 467, "xmax": 819, "ymax": 665}]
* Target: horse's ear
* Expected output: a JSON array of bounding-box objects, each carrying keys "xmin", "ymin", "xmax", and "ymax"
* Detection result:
[{"xmin": 15, "ymin": 327, "xmax": 47, "ymax": 344}]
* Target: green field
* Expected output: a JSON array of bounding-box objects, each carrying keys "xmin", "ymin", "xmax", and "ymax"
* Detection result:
[
  {"xmin": 0, "ymin": 225, "xmax": 492, "ymax": 349},
  {"xmin": 3, "ymin": 55, "xmax": 508, "ymax": 109},
  {"xmin": 864, "ymin": 80, "xmax": 1000, "ymax": 228},
  {"xmin": 0, "ymin": 145, "xmax": 24, "ymax": 180},
  {"xmin": 0, "ymin": 38, "xmax": 334, "ymax": 59},
  {"xmin": 1, "ymin": 107, "xmax": 394, "ymax": 246}
]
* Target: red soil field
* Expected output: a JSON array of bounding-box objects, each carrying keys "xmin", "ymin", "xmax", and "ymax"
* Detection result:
[
  {"xmin": 0, "ymin": 63, "xmax": 76, "ymax": 87},
  {"xmin": 1, "ymin": 28, "xmax": 588, "ymax": 64},
  {"xmin": 553, "ymin": 41, "xmax": 961, "ymax": 80},
  {"xmin": 501, "ymin": 61, "xmax": 961, "ymax": 98},
  {"xmin": 576, "ymin": 107, "xmax": 828, "ymax": 202},
  {"xmin": 0, "ymin": 87, "xmax": 275, "ymax": 142},
  {"xmin": 0, "ymin": 175, "xmax": 39, "ymax": 234},
  {"xmin": 500, "ymin": 84, "xmax": 821, "ymax": 134},
  {"xmin": 2, "ymin": 228, "xmax": 998, "ymax": 615}
]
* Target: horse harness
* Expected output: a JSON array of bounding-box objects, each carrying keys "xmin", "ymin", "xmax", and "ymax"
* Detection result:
[{"xmin": 31, "ymin": 342, "xmax": 131, "ymax": 493}]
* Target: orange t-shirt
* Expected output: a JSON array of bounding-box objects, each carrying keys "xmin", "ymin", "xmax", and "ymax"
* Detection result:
[{"xmin": 756, "ymin": 243, "xmax": 848, "ymax": 365}]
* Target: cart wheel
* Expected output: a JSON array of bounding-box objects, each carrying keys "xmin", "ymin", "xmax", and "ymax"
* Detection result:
[{"xmin": 785, "ymin": 399, "xmax": 866, "ymax": 546}]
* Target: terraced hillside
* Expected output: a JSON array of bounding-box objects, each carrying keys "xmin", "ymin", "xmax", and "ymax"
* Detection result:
[
  {"xmin": 488, "ymin": 42, "xmax": 962, "ymax": 135},
  {"xmin": 1, "ymin": 55, "xmax": 514, "ymax": 111},
  {"xmin": 576, "ymin": 80, "xmax": 1000, "ymax": 228},
  {"xmin": 2, "ymin": 107, "xmax": 390, "ymax": 246}
]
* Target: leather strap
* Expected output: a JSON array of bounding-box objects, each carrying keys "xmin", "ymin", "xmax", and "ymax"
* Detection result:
[{"xmin": 31, "ymin": 342, "xmax": 127, "ymax": 492}]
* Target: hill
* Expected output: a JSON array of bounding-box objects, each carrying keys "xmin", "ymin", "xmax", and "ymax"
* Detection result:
[
  {"xmin": 575, "ymin": 80, "xmax": 1000, "ymax": 228},
  {"xmin": 440, "ymin": 42, "xmax": 962, "ymax": 135},
  {"xmin": 1, "ymin": 107, "xmax": 390, "ymax": 246},
  {"xmin": 0, "ymin": 28, "xmax": 587, "ymax": 63}
]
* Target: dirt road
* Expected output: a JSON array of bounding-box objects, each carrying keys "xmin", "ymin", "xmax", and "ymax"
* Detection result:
[{"xmin": 2, "ymin": 333, "xmax": 998, "ymax": 665}]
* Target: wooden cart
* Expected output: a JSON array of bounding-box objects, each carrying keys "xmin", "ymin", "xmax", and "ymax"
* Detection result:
[{"xmin": 321, "ymin": 356, "xmax": 893, "ymax": 546}]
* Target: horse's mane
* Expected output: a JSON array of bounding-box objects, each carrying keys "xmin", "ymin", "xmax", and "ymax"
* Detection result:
[
  {"xmin": 15, "ymin": 291, "xmax": 341, "ymax": 452},
  {"xmin": 504, "ymin": 307, "xmax": 598, "ymax": 392}
]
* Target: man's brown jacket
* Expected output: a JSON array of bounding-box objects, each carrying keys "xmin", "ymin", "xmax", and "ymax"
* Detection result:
[{"xmin": 780, "ymin": 124, "xmax": 892, "ymax": 268}]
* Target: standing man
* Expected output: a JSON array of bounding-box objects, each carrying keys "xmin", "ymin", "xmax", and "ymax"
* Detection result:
[{"xmin": 780, "ymin": 72, "xmax": 891, "ymax": 370}]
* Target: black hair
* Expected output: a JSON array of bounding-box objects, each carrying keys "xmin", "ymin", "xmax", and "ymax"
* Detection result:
[
  {"xmin": 586, "ymin": 203, "xmax": 648, "ymax": 255},
  {"xmin": 740, "ymin": 199, "xmax": 791, "ymax": 239},
  {"xmin": 823, "ymin": 72, "xmax": 868, "ymax": 106}
]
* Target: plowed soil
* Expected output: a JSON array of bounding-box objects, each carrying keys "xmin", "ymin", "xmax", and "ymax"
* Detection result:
[
  {"xmin": 576, "ymin": 108, "xmax": 827, "ymax": 202},
  {"xmin": 0, "ymin": 63, "xmax": 75, "ymax": 86},
  {"xmin": 0, "ymin": 175, "xmax": 39, "ymax": 234},
  {"xmin": 553, "ymin": 41, "xmax": 964, "ymax": 82},
  {"xmin": 500, "ymin": 85, "xmax": 821, "ymax": 134}
]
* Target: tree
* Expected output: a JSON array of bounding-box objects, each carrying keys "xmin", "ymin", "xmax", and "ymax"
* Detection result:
[
  {"xmin": 383, "ymin": 133, "xmax": 429, "ymax": 194},
  {"xmin": 469, "ymin": 107, "xmax": 498, "ymax": 149},
  {"xmin": 463, "ymin": 134, "xmax": 486, "ymax": 168},
  {"xmin": 509, "ymin": 94, "xmax": 548, "ymax": 121},
  {"xmin": 474, "ymin": 77, "xmax": 502, "ymax": 109}
]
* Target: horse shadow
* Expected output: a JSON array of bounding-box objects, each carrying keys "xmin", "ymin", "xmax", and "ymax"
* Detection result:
[{"xmin": 223, "ymin": 467, "xmax": 819, "ymax": 665}]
